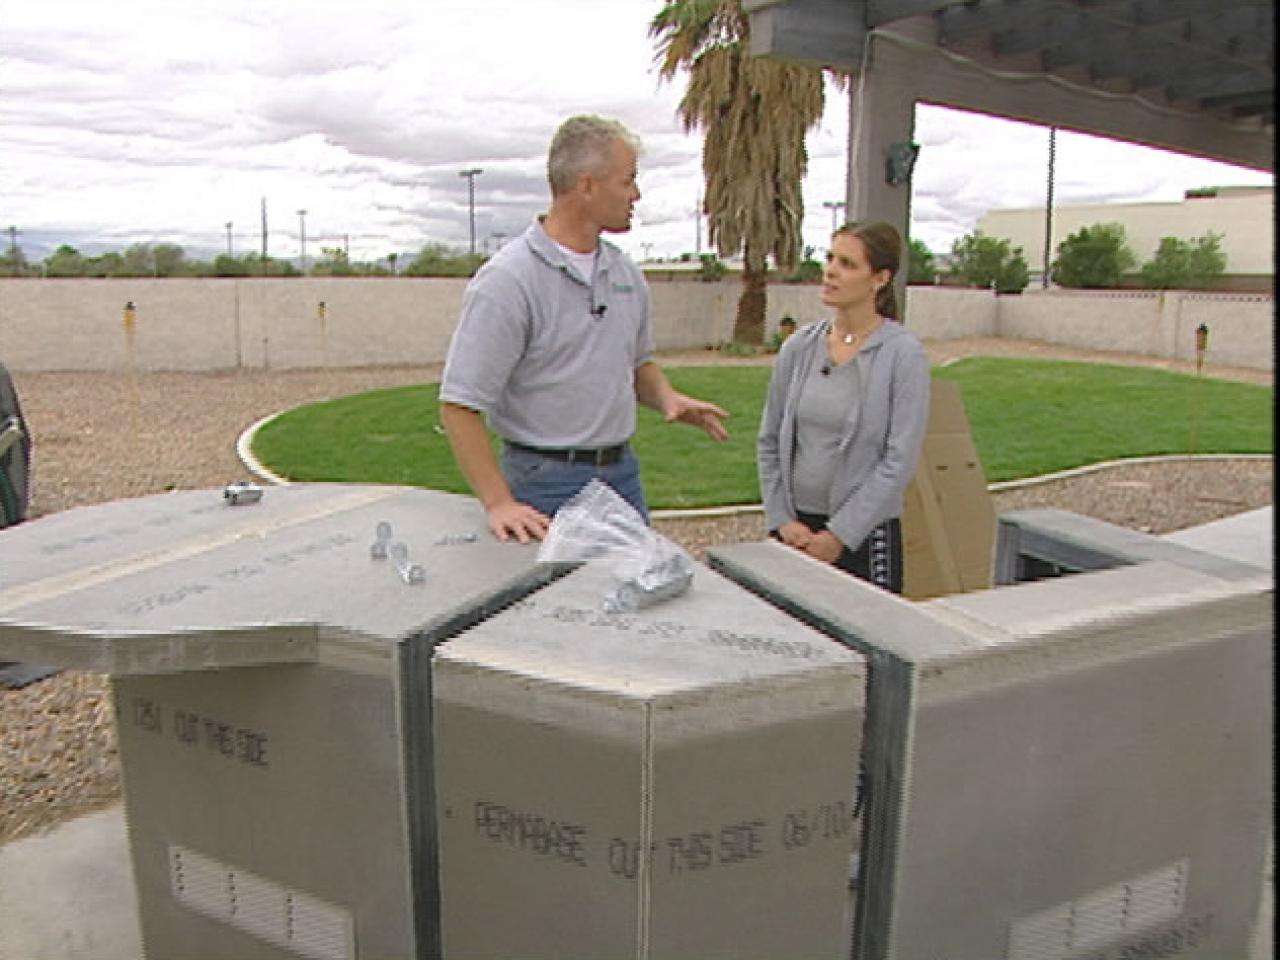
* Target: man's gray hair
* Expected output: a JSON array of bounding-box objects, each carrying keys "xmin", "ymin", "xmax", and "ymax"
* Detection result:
[{"xmin": 547, "ymin": 115, "xmax": 642, "ymax": 195}]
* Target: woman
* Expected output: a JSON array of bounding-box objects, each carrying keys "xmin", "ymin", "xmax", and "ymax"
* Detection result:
[{"xmin": 757, "ymin": 221, "xmax": 930, "ymax": 594}]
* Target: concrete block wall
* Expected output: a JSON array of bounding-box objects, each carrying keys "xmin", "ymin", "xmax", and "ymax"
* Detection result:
[
  {"xmin": 901, "ymin": 286, "xmax": 997, "ymax": 340},
  {"xmin": 762, "ymin": 285, "xmax": 1008, "ymax": 344},
  {"xmin": 647, "ymin": 280, "xmax": 738, "ymax": 350},
  {"xmin": 996, "ymin": 288, "xmax": 1164, "ymax": 357},
  {"xmin": 0, "ymin": 278, "xmax": 468, "ymax": 372},
  {"xmin": 650, "ymin": 278, "xmax": 831, "ymax": 348},
  {"xmin": 0, "ymin": 279, "xmax": 239, "ymax": 372},
  {"xmin": 232, "ymin": 278, "xmax": 465, "ymax": 370},
  {"xmin": 993, "ymin": 288, "xmax": 1274, "ymax": 371},
  {"xmin": 0, "ymin": 278, "xmax": 1271, "ymax": 372},
  {"xmin": 1168, "ymin": 291, "xmax": 1276, "ymax": 369}
]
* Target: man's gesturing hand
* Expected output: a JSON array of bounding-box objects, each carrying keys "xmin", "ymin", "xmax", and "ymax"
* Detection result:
[{"xmin": 665, "ymin": 392, "xmax": 730, "ymax": 441}]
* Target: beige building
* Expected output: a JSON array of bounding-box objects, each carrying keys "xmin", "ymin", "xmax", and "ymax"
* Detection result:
[{"xmin": 977, "ymin": 185, "xmax": 1274, "ymax": 280}]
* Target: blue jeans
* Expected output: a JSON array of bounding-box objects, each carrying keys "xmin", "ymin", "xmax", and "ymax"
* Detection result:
[{"xmin": 500, "ymin": 443, "xmax": 649, "ymax": 521}]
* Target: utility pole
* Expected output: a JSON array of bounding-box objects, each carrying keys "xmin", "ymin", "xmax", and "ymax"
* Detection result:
[
  {"xmin": 459, "ymin": 168, "xmax": 483, "ymax": 256},
  {"xmin": 6, "ymin": 226, "xmax": 18, "ymax": 276},
  {"xmin": 1043, "ymin": 126, "xmax": 1056, "ymax": 288},
  {"xmin": 297, "ymin": 209, "xmax": 308, "ymax": 274},
  {"xmin": 694, "ymin": 190, "xmax": 702, "ymax": 254},
  {"xmin": 225, "ymin": 221, "xmax": 233, "ymax": 256},
  {"xmin": 260, "ymin": 197, "xmax": 268, "ymax": 262}
]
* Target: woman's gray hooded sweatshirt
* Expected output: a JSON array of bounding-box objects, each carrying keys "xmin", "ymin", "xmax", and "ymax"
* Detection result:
[{"xmin": 757, "ymin": 318, "xmax": 931, "ymax": 553}]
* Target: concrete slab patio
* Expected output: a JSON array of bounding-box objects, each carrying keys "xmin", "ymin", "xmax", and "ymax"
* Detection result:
[{"xmin": 0, "ymin": 806, "xmax": 141, "ymax": 960}]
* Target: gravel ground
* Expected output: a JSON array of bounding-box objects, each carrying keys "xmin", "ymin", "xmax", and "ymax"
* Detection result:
[{"xmin": 1, "ymin": 338, "xmax": 1272, "ymax": 845}]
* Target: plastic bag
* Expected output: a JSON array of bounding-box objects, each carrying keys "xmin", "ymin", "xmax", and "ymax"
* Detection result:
[{"xmin": 538, "ymin": 478, "xmax": 694, "ymax": 612}]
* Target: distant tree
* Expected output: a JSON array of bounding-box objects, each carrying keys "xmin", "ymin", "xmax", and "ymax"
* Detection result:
[
  {"xmin": 0, "ymin": 245, "xmax": 31, "ymax": 277},
  {"xmin": 652, "ymin": 0, "xmax": 832, "ymax": 345},
  {"xmin": 1052, "ymin": 222, "xmax": 1136, "ymax": 289},
  {"xmin": 216, "ymin": 253, "xmax": 298, "ymax": 277},
  {"xmin": 907, "ymin": 238, "xmax": 937, "ymax": 284},
  {"xmin": 403, "ymin": 242, "xmax": 486, "ymax": 277},
  {"xmin": 210, "ymin": 254, "xmax": 253, "ymax": 277},
  {"xmin": 43, "ymin": 245, "xmax": 88, "ymax": 277},
  {"xmin": 307, "ymin": 248, "xmax": 392, "ymax": 276},
  {"xmin": 782, "ymin": 245, "xmax": 821, "ymax": 283},
  {"xmin": 152, "ymin": 243, "xmax": 187, "ymax": 277},
  {"xmin": 119, "ymin": 243, "xmax": 156, "ymax": 277},
  {"xmin": 312, "ymin": 247, "xmax": 355, "ymax": 276},
  {"xmin": 85, "ymin": 251, "xmax": 124, "ymax": 277},
  {"xmin": 1139, "ymin": 233, "xmax": 1227, "ymax": 290},
  {"xmin": 948, "ymin": 232, "xmax": 1029, "ymax": 293},
  {"xmin": 698, "ymin": 252, "xmax": 728, "ymax": 282},
  {"xmin": 257, "ymin": 255, "xmax": 299, "ymax": 277}
]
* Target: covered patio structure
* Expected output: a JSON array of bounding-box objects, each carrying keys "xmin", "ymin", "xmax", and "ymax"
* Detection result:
[{"xmin": 743, "ymin": 0, "xmax": 1275, "ymax": 313}]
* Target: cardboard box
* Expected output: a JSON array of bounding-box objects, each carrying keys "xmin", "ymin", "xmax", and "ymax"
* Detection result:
[
  {"xmin": 901, "ymin": 379, "xmax": 995, "ymax": 599},
  {"xmin": 433, "ymin": 561, "xmax": 866, "ymax": 960}
]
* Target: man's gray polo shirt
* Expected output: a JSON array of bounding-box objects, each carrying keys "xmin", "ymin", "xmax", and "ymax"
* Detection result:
[{"xmin": 440, "ymin": 220, "xmax": 654, "ymax": 447}]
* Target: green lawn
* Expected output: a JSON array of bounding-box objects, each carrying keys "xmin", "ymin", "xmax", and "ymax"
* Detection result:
[
  {"xmin": 250, "ymin": 358, "xmax": 1272, "ymax": 509},
  {"xmin": 933, "ymin": 358, "xmax": 1272, "ymax": 482}
]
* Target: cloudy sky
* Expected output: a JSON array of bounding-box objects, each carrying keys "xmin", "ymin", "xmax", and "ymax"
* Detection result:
[{"xmin": 2, "ymin": 0, "xmax": 1271, "ymax": 267}]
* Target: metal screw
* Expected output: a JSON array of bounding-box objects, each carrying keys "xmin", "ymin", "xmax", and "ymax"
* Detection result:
[
  {"xmin": 370, "ymin": 521, "xmax": 392, "ymax": 559},
  {"xmin": 389, "ymin": 541, "xmax": 425, "ymax": 585}
]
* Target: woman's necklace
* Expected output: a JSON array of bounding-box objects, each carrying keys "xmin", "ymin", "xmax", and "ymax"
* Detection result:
[{"xmin": 834, "ymin": 320, "xmax": 880, "ymax": 348}]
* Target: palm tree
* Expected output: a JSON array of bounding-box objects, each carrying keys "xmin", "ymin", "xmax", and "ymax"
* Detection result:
[{"xmin": 651, "ymin": 0, "xmax": 830, "ymax": 345}]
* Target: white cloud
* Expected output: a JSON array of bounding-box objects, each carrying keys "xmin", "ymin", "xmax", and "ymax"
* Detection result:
[{"xmin": 0, "ymin": 0, "xmax": 1269, "ymax": 265}]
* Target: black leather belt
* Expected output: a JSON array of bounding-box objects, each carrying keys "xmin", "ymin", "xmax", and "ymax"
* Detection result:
[{"xmin": 506, "ymin": 440, "xmax": 627, "ymax": 467}]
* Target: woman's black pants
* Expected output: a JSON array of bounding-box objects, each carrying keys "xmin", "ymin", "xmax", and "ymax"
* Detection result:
[{"xmin": 788, "ymin": 512, "xmax": 904, "ymax": 595}]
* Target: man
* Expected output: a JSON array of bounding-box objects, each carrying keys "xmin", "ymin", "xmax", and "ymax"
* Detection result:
[
  {"xmin": 439, "ymin": 115, "xmax": 729, "ymax": 543},
  {"xmin": 1, "ymin": 361, "xmax": 32, "ymax": 528}
]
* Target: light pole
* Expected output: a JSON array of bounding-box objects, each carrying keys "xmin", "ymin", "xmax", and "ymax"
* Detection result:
[
  {"xmin": 459, "ymin": 168, "xmax": 483, "ymax": 256},
  {"xmin": 1043, "ymin": 126, "xmax": 1056, "ymax": 288},
  {"xmin": 822, "ymin": 200, "xmax": 846, "ymax": 234},
  {"xmin": 6, "ymin": 225, "xmax": 19, "ymax": 276},
  {"xmin": 694, "ymin": 190, "xmax": 702, "ymax": 254},
  {"xmin": 225, "ymin": 221, "xmax": 233, "ymax": 256},
  {"xmin": 296, "ymin": 209, "xmax": 307, "ymax": 274}
]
